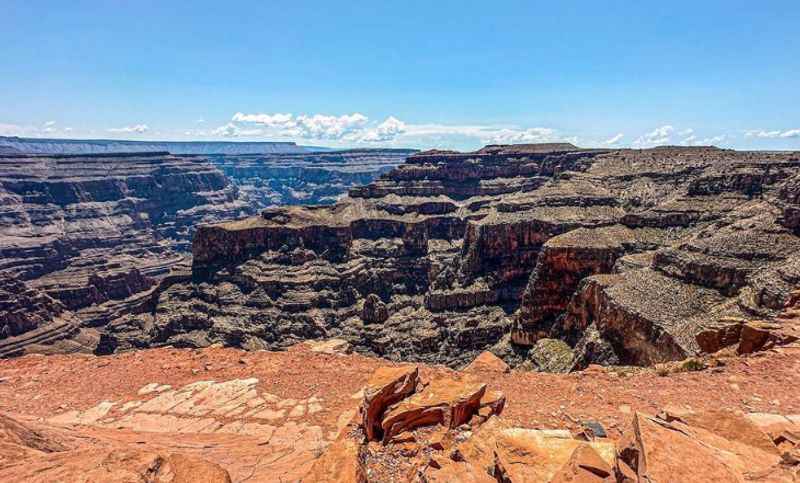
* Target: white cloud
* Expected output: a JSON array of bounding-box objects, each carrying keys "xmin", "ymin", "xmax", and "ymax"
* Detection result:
[
  {"xmin": 231, "ymin": 112, "xmax": 370, "ymax": 140},
  {"xmin": 745, "ymin": 128, "xmax": 800, "ymax": 139},
  {"xmin": 108, "ymin": 124, "xmax": 149, "ymax": 134},
  {"xmin": 603, "ymin": 133, "xmax": 624, "ymax": 145},
  {"xmin": 294, "ymin": 113, "xmax": 368, "ymax": 139},
  {"xmin": 632, "ymin": 125, "xmax": 675, "ymax": 147},
  {"xmin": 219, "ymin": 111, "xmax": 584, "ymax": 148},
  {"xmin": 355, "ymin": 116, "xmax": 407, "ymax": 142},
  {"xmin": 484, "ymin": 127, "xmax": 558, "ymax": 144},
  {"xmin": 210, "ymin": 122, "xmax": 262, "ymax": 138},
  {"xmin": 232, "ymin": 112, "xmax": 293, "ymax": 126}
]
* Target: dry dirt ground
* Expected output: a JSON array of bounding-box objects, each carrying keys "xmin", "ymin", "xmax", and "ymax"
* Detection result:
[{"xmin": 1, "ymin": 342, "xmax": 799, "ymax": 481}]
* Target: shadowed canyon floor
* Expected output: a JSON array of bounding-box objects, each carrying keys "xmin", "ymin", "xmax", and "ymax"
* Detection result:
[{"xmin": 1, "ymin": 339, "xmax": 799, "ymax": 481}]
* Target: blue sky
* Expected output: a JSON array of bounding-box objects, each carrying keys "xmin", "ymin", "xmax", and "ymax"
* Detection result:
[{"xmin": 2, "ymin": 0, "xmax": 799, "ymax": 150}]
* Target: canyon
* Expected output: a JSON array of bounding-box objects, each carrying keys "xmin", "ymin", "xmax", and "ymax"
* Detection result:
[
  {"xmin": 3, "ymin": 142, "xmax": 800, "ymax": 372},
  {"xmin": 2, "ymin": 141, "xmax": 800, "ymax": 482},
  {"xmin": 0, "ymin": 148, "xmax": 409, "ymax": 357},
  {"xmin": 95, "ymin": 143, "xmax": 800, "ymax": 371}
]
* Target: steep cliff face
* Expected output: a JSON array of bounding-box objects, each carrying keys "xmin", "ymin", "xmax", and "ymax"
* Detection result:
[
  {"xmin": 0, "ymin": 152, "xmax": 247, "ymax": 353},
  {"xmin": 0, "ymin": 149, "xmax": 409, "ymax": 357},
  {"xmin": 114, "ymin": 144, "xmax": 800, "ymax": 369},
  {"xmin": 10, "ymin": 145, "xmax": 800, "ymax": 366}
]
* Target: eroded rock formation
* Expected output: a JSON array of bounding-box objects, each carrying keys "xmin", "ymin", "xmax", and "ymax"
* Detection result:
[
  {"xmin": 0, "ymin": 149, "xmax": 407, "ymax": 357},
  {"xmin": 110, "ymin": 143, "xmax": 800, "ymax": 369}
]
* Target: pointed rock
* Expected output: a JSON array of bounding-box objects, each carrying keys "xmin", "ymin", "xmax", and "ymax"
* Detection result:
[{"xmin": 463, "ymin": 351, "xmax": 510, "ymax": 373}]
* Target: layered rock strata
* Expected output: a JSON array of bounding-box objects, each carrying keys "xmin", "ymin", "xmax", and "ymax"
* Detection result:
[
  {"xmin": 0, "ymin": 151, "xmax": 248, "ymax": 353},
  {"xmin": 0, "ymin": 149, "xmax": 407, "ymax": 356},
  {"xmin": 118, "ymin": 144, "xmax": 800, "ymax": 369}
]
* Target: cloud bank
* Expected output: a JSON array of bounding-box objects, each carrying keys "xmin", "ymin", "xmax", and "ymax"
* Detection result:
[
  {"xmin": 108, "ymin": 124, "xmax": 149, "ymax": 134},
  {"xmin": 745, "ymin": 129, "xmax": 800, "ymax": 139}
]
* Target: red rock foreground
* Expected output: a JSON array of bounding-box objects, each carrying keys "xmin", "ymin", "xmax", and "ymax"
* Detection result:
[{"xmin": 1, "ymin": 340, "xmax": 799, "ymax": 481}]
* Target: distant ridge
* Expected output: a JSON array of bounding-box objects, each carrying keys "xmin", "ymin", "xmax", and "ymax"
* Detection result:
[{"xmin": 0, "ymin": 136, "xmax": 310, "ymax": 155}]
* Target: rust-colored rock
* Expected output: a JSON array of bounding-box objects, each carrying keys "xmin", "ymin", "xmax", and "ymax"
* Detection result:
[
  {"xmin": 380, "ymin": 378, "xmax": 486, "ymax": 442},
  {"xmin": 419, "ymin": 417, "xmax": 618, "ymax": 483},
  {"xmin": 361, "ymin": 366, "xmax": 420, "ymax": 441},
  {"xmin": 551, "ymin": 444, "xmax": 615, "ymax": 482},
  {"xmin": 0, "ymin": 413, "xmax": 232, "ymax": 482},
  {"xmin": 2, "ymin": 448, "xmax": 232, "ymax": 483},
  {"xmin": 463, "ymin": 351, "xmax": 510, "ymax": 373},
  {"xmin": 621, "ymin": 411, "xmax": 794, "ymax": 482},
  {"xmin": 304, "ymin": 417, "xmax": 367, "ymax": 483}
]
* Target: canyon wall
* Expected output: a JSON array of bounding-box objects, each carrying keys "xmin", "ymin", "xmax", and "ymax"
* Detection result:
[
  {"xmin": 105, "ymin": 144, "xmax": 800, "ymax": 369},
  {"xmin": 0, "ymin": 149, "xmax": 408, "ymax": 356}
]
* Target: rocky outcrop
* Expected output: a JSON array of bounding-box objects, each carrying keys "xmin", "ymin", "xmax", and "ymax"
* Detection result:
[
  {"xmin": 0, "ymin": 413, "xmax": 232, "ymax": 482},
  {"xmin": 619, "ymin": 410, "xmax": 799, "ymax": 482},
  {"xmin": 110, "ymin": 144, "xmax": 800, "ymax": 369},
  {"xmin": 463, "ymin": 350, "xmax": 510, "ymax": 373},
  {"xmin": 3, "ymin": 339, "xmax": 800, "ymax": 481},
  {"xmin": 310, "ymin": 365, "xmax": 508, "ymax": 481}
]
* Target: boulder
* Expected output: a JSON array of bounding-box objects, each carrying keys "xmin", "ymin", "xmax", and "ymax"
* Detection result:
[
  {"xmin": 551, "ymin": 444, "xmax": 615, "ymax": 482},
  {"xmin": 462, "ymin": 351, "xmax": 510, "ymax": 373},
  {"xmin": 380, "ymin": 378, "xmax": 486, "ymax": 443},
  {"xmin": 360, "ymin": 366, "xmax": 420, "ymax": 441},
  {"xmin": 419, "ymin": 417, "xmax": 618, "ymax": 483},
  {"xmin": 620, "ymin": 411, "xmax": 793, "ymax": 482},
  {"xmin": 361, "ymin": 294, "xmax": 389, "ymax": 324}
]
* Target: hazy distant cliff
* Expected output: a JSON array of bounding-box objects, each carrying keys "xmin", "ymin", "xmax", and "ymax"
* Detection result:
[{"xmin": 0, "ymin": 136, "xmax": 308, "ymax": 155}]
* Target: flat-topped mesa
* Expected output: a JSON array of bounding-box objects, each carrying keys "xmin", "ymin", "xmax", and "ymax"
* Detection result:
[
  {"xmin": 192, "ymin": 206, "xmax": 355, "ymax": 267},
  {"xmin": 348, "ymin": 144, "xmax": 600, "ymax": 199},
  {"xmin": 95, "ymin": 145, "xmax": 800, "ymax": 369}
]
